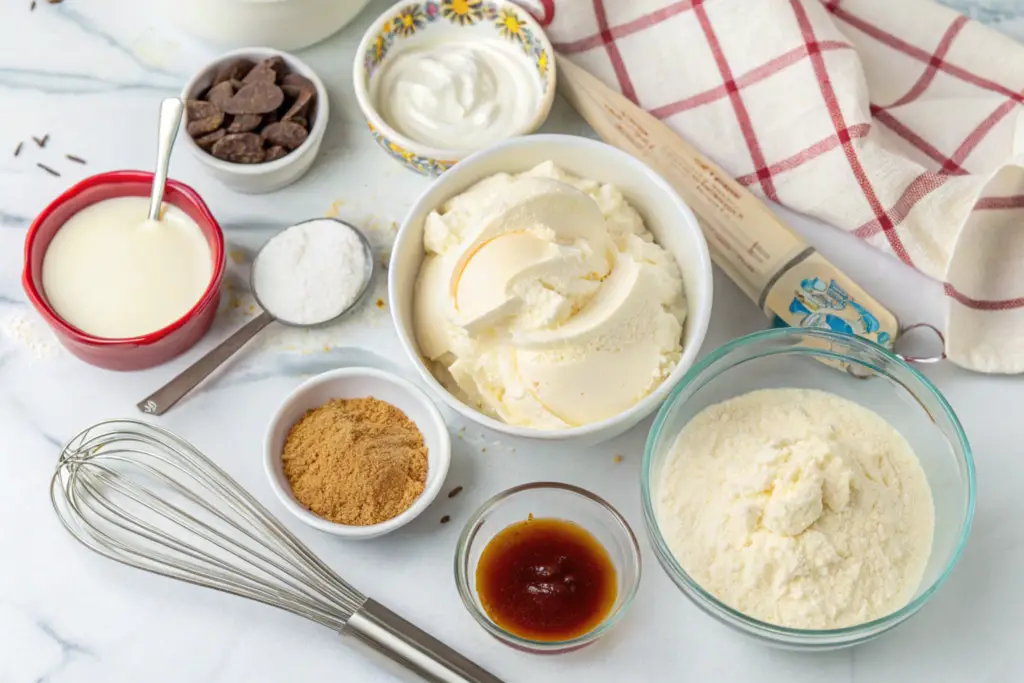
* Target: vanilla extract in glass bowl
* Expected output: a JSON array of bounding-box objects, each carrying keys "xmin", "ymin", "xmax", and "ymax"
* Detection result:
[{"xmin": 456, "ymin": 482, "xmax": 642, "ymax": 654}]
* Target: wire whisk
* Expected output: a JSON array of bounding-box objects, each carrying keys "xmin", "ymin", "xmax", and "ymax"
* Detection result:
[{"xmin": 51, "ymin": 419, "xmax": 503, "ymax": 683}]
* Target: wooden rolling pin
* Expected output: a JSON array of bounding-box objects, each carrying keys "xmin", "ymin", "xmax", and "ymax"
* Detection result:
[{"xmin": 555, "ymin": 54, "xmax": 900, "ymax": 351}]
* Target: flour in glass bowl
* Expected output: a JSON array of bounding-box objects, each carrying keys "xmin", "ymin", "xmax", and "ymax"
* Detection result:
[{"xmin": 657, "ymin": 388, "xmax": 934, "ymax": 630}]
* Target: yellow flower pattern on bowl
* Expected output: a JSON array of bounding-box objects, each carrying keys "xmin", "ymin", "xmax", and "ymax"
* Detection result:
[
  {"xmin": 368, "ymin": 123, "xmax": 458, "ymax": 176},
  {"xmin": 356, "ymin": 0, "xmax": 556, "ymax": 175}
]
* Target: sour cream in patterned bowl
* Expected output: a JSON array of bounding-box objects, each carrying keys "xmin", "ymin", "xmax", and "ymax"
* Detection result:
[{"xmin": 353, "ymin": 0, "xmax": 556, "ymax": 175}]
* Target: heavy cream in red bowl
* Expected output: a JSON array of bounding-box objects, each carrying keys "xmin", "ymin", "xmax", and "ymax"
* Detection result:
[{"xmin": 23, "ymin": 171, "xmax": 225, "ymax": 370}]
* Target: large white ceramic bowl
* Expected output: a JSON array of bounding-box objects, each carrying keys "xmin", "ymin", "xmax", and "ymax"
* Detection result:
[
  {"xmin": 389, "ymin": 134, "xmax": 714, "ymax": 445},
  {"xmin": 264, "ymin": 367, "xmax": 451, "ymax": 539},
  {"xmin": 169, "ymin": 0, "xmax": 374, "ymax": 51}
]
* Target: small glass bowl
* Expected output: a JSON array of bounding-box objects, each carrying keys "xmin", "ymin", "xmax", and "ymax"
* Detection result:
[
  {"xmin": 642, "ymin": 328, "xmax": 975, "ymax": 649},
  {"xmin": 454, "ymin": 482, "xmax": 642, "ymax": 654}
]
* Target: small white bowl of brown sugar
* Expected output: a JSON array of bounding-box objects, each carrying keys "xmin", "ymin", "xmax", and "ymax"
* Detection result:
[{"xmin": 264, "ymin": 367, "xmax": 451, "ymax": 539}]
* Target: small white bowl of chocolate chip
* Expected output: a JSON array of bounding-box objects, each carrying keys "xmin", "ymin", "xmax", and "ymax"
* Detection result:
[{"xmin": 181, "ymin": 47, "xmax": 329, "ymax": 194}]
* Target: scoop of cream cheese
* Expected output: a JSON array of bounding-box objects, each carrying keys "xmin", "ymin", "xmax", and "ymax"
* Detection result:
[{"xmin": 414, "ymin": 162, "xmax": 687, "ymax": 429}]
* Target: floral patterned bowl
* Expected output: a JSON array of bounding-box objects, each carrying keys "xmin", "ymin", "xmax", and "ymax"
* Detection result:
[{"xmin": 353, "ymin": 0, "xmax": 556, "ymax": 175}]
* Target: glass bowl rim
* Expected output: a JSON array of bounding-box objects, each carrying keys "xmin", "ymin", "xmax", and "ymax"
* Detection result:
[
  {"xmin": 454, "ymin": 481, "xmax": 643, "ymax": 650},
  {"xmin": 640, "ymin": 327, "xmax": 976, "ymax": 639}
]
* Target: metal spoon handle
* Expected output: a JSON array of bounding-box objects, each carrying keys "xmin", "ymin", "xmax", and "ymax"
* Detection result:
[
  {"xmin": 138, "ymin": 311, "xmax": 275, "ymax": 416},
  {"xmin": 148, "ymin": 98, "xmax": 185, "ymax": 222}
]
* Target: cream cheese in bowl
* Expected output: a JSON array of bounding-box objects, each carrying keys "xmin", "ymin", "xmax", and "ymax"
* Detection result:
[
  {"xmin": 41, "ymin": 196, "xmax": 212, "ymax": 338},
  {"xmin": 413, "ymin": 161, "xmax": 688, "ymax": 429},
  {"xmin": 372, "ymin": 40, "xmax": 541, "ymax": 150}
]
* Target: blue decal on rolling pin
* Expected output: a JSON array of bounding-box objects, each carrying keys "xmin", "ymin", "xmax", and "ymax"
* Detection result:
[{"xmin": 774, "ymin": 277, "xmax": 893, "ymax": 348}]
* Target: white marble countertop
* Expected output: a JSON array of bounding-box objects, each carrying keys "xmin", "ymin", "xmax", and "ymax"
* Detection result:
[{"xmin": 1, "ymin": 1, "xmax": 1022, "ymax": 682}]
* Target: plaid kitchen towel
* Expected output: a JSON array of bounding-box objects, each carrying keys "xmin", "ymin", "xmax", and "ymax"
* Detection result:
[{"xmin": 527, "ymin": 0, "xmax": 1024, "ymax": 373}]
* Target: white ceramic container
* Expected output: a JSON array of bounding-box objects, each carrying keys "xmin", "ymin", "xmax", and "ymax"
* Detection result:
[
  {"xmin": 353, "ymin": 0, "xmax": 556, "ymax": 175},
  {"xmin": 389, "ymin": 134, "xmax": 715, "ymax": 446},
  {"xmin": 264, "ymin": 367, "xmax": 452, "ymax": 539},
  {"xmin": 180, "ymin": 47, "xmax": 329, "ymax": 194},
  {"xmin": 171, "ymin": 0, "xmax": 374, "ymax": 51}
]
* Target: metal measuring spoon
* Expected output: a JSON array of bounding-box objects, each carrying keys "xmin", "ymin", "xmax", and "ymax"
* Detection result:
[
  {"xmin": 137, "ymin": 218, "xmax": 374, "ymax": 416},
  {"xmin": 148, "ymin": 98, "xmax": 184, "ymax": 222}
]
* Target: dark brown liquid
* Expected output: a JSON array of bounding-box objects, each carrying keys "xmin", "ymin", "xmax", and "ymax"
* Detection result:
[{"xmin": 475, "ymin": 517, "xmax": 617, "ymax": 642}]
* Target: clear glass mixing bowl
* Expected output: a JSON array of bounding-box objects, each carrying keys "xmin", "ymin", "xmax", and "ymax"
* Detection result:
[{"xmin": 641, "ymin": 328, "xmax": 975, "ymax": 649}]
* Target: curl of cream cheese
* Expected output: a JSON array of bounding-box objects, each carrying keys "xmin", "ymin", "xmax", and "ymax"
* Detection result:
[
  {"xmin": 413, "ymin": 162, "xmax": 687, "ymax": 429},
  {"xmin": 372, "ymin": 40, "xmax": 539, "ymax": 150}
]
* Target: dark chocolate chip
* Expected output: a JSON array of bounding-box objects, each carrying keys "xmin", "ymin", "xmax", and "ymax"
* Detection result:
[
  {"xmin": 227, "ymin": 113, "xmax": 262, "ymax": 133},
  {"xmin": 213, "ymin": 58, "xmax": 254, "ymax": 86},
  {"xmin": 224, "ymin": 81, "xmax": 284, "ymax": 115},
  {"xmin": 288, "ymin": 116, "xmax": 308, "ymax": 130},
  {"xmin": 281, "ymin": 73, "xmax": 315, "ymax": 98},
  {"xmin": 186, "ymin": 99, "xmax": 225, "ymax": 137},
  {"xmin": 262, "ymin": 109, "xmax": 281, "ymax": 127},
  {"xmin": 264, "ymin": 145, "xmax": 289, "ymax": 162},
  {"xmin": 261, "ymin": 120, "xmax": 308, "ymax": 150},
  {"xmin": 280, "ymin": 73, "xmax": 316, "ymax": 121},
  {"xmin": 194, "ymin": 129, "xmax": 226, "ymax": 150},
  {"xmin": 205, "ymin": 81, "xmax": 235, "ymax": 110},
  {"xmin": 187, "ymin": 99, "xmax": 220, "ymax": 119},
  {"xmin": 37, "ymin": 162, "xmax": 60, "ymax": 176},
  {"xmin": 243, "ymin": 56, "xmax": 286, "ymax": 85},
  {"xmin": 211, "ymin": 133, "xmax": 265, "ymax": 164},
  {"xmin": 187, "ymin": 118, "xmax": 225, "ymax": 137}
]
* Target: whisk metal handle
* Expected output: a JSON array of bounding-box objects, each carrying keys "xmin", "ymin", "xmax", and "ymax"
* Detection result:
[{"xmin": 344, "ymin": 599, "xmax": 505, "ymax": 683}]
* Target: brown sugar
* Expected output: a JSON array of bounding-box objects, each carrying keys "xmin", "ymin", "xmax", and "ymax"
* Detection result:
[{"xmin": 281, "ymin": 397, "xmax": 428, "ymax": 526}]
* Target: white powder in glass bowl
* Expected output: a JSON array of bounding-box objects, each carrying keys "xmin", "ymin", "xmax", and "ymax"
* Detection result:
[{"xmin": 657, "ymin": 388, "xmax": 934, "ymax": 630}]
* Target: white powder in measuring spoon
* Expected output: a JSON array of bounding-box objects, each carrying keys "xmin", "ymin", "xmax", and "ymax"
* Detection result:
[{"xmin": 253, "ymin": 219, "xmax": 370, "ymax": 325}]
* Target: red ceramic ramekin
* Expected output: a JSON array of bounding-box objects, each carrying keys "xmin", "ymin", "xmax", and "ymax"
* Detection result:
[{"xmin": 22, "ymin": 171, "xmax": 225, "ymax": 371}]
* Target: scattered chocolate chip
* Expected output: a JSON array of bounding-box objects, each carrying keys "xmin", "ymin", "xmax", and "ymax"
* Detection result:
[
  {"xmin": 261, "ymin": 120, "xmax": 307, "ymax": 150},
  {"xmin": 264, "ymin": 145, "xmax": 288, "ymax": 162},
  {"xmin": 14, "ymin": 142, "xmax": 22, "ymax": 156},
  {"xmin": 213, "ymin": 58, "xmax": 254, "ymax": 86},
  {"xmin": 31, "ymin": 1, "xmax": 36, "ymax": 10},
  {"xmin": 211, "ymin": 132, "xmax": 265, "ymax": 163},
  {"xmin": 447, "ymin": 486, "xmax": 463, "ymax": 499},
  {"xmin": 440, "ymin": 515, "xmax": 451, "ymax": 524},
  {"xmin": 243, "ymin": 56, "xmax": 286, "ymax": 85},
  {"xmin": 194, "ymin": 129, "xmax": 226, "ymax": 150},
  {"xmin": 65, "ymin": 154, "xmax": 87, "ymax": 164},
  {"xmin": 225, "ymin": 81, "xmax": 284, "ymax": 115},
  {"xmin": 205, "ymin": 81, "xmax": 235, "ymax": 110},
  {"xmin": 37, "ymin": 162, "xmax": 60, "ymax": 176},
  {"xmin": 32, "ymin": 134, "xmax": 48, "ymax": 148},
  {"xmin": 280, "ymin": 73, "xmax": 316, "ymax": 121},
  {"xmin": 227, "ymin": 113, "xmax": 262, "ymax": 133}
]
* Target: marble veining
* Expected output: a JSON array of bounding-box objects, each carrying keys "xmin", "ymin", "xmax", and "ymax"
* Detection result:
[{"xmin": 1, "ymin": 1, "xmax": 1022, "ymax": 682}]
